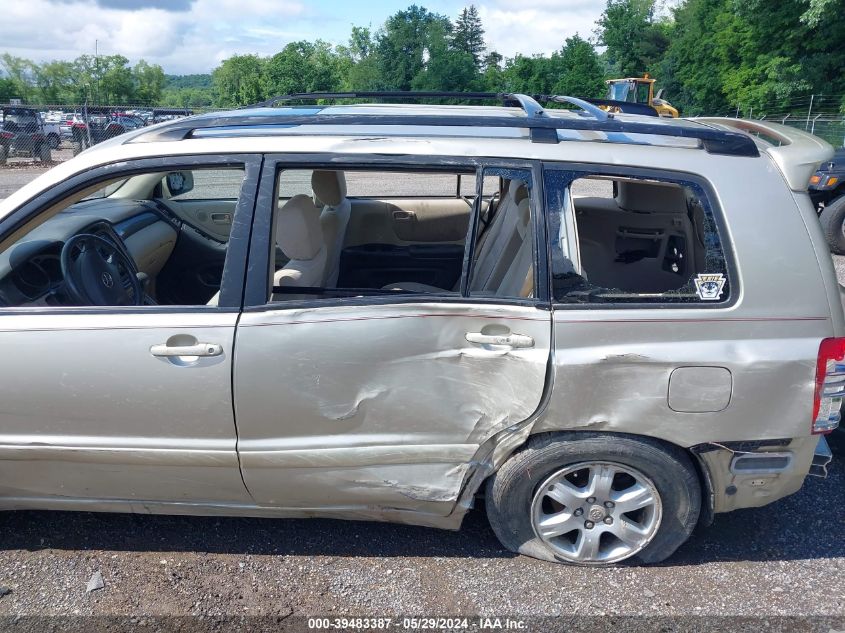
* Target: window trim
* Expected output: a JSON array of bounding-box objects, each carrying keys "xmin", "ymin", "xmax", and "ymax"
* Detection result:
[
  {"xmin": 242, "ymin": 153, "xmax": 549, "ymax": 311},
  {"xmin": 543, "ymin": 162, "xmax": 738, "ymax": 310},
  {"xmin": 0, "ymin": 154, "xmax": 262, "ymax": 313}
]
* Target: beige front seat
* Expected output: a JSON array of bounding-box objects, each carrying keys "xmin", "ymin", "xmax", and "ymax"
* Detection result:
[
  {"xmin": 311, "ymin": 170, "xmax": 351, "ymax": 287},
  {"xmin": 273, "ymin": 194, "xmax": 327, "ymax": 289},
  {"xmin": 206, "ymin": 194, "xmax": 326, "ymax": 306}
]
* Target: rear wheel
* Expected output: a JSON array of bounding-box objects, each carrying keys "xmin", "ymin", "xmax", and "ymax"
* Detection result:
[
  {"xmin": 819, "ymin": 194, "xmax": 845, "ymax": 255},
  {"xmin": 485, "ymin": 432, "xmax": 700, "ymax": 565}
]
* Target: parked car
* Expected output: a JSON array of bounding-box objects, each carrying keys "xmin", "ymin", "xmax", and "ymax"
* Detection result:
[
  {"xmin": 0, "ymin": 93, "xmax": 837, "ymax": 566},
  {"xmin": 810, "ymin": 147, "xmax": 845, "ymax": 253},
  {"xmin": 60, "ymin": 113, "xmax": 84, "ymax": 141},
  {"xmin": 70, "ymin": 116, "xmax": 128, "ymax": 155},
  {"xmin": 0, "ymin": 106, "xmax": 52, "ymax": 164}
]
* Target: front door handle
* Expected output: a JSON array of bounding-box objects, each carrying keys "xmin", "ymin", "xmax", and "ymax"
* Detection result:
[
  {"xmin": 150, "ymin": 342, "xmax": 223, "ymax": 357},
  {"xmin": 465, "ymin": 332, "xmax": 535, "ymax": 348}
]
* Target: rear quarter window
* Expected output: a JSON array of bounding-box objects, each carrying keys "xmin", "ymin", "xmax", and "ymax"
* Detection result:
[{"xmin": 545, "ymin": 168, "xmax": 733, "ymax": 306}]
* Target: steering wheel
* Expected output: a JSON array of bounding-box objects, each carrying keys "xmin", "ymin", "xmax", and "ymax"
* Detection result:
[{"xmin": 60, "ymin": 234, "xmax": 143, "ymax": 306}]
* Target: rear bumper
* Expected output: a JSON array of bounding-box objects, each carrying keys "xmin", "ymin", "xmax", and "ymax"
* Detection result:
[{"xmin": 696, "ymin": 436, "xmax": 828, "ymax": 514}]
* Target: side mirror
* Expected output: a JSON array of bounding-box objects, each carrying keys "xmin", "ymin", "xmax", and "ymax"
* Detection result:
[{"xmin": 164, "ymin": 171, "xmax": 194, "ymax": 197}]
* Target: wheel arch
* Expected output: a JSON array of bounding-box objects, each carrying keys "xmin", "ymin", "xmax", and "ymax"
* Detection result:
[{"xmin": 452, "ymin": 427, "xmax": 708, "ymax": 528}]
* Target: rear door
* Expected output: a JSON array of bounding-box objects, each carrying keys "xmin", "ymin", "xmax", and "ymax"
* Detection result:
[{"xmin": 232, "ymin": 158, "xmax": 551, "ymax": 516}]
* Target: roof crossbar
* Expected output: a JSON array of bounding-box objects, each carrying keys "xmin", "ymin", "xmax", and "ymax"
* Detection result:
[{"xmin": 130, "ymin": 92, "xmax": 760, "ymax": 156}]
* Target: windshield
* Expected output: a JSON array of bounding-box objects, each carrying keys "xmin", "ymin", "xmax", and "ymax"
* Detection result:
[
  {"xmin": 608, "ymin": 82, "xmax": 632, "ymax": 101},
  {"xmin": 2, "ymin": 113, "xmax": 38, "ymax": 129}
]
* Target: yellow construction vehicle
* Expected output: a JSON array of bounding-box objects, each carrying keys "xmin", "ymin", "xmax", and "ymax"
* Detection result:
[{"xmin": 604, "ymin": 74, "xmax": 679, "ymax": 118}]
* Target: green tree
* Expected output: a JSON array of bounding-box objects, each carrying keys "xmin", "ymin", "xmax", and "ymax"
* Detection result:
[
  {"xmin": 263, "ymin": 41, "xmax": 345, "ymax": 97},
  {"xmin": 34, "ymin": 60, "xmax": 76, "ymax": 103},
  {"xmin": 597, "ymin": 0, "xmax": 669, "ymax": 77},
  {"xmin": 0, "ymin": 77, "xmax": 17, "ymax": 102},
  {"xmin": 376, "ymin": 5, "xmax": 452, "ymax": 90},
  {"xmin": 412, "ymin": 20, "xmax": 479, "ymax": 92},
  {"xmin": 452, "ymin": 5, "xmax": 486, "ymax": 67},
  {"xmin": 341, "ymin": 26, "xmax": 382, "ymax": 90},
  {"xmin": 212, "ymin": 54, "xmax": 265, "ymax": 106},
  {"xmin": 0, "ymin": 54, "xmax": 38, "ymax": 102},
  {"xmin": 133, "ymin": 60, "xmax": 166, "ymax": 105},
  {"xmin": 96, "ymin": 55, "xmax": 135, "ymax": 104},
  {"xmin": 551, "ymin": 35, "xmax": 605, "ymax": 98}
]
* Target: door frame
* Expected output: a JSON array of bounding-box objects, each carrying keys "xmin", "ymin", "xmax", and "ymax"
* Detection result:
[
  {"xmin": 241, "ymin": 154, "xmax": 550, "ymax": 310},
  {"xmin": 0, "ymin": 153, "xmax": 263, "ymax": 311}
]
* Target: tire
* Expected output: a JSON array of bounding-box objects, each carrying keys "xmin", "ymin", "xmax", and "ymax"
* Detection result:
[
  {"xmin": 38, "ymin": 144, "xmax": 51, "ymax": 163},
  {"xmin": 485, "ymin": 432, "xmax": 701, "ymax": 566},
  {"xmin": 819, "ymin": 194, "xmax": 845, "ymax": 255},
  {"xmin": 48, "ymin": 133, "xmax": 60, "ymax": 149}
]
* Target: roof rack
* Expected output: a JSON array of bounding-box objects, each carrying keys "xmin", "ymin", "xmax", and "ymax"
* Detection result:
[{"xmin": 130, "ymin": 91, "xmax": 760, "ymax": 157}]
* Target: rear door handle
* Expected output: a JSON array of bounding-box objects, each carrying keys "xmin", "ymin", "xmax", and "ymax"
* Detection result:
[
  {"xmin": 210, "ymin": 212, "xmax": 232, "ymax": 224},
  {"xmin": 150, "ymin": 343, "xmax": 223, "ymax": 357},
  {"xmin": 465, "ymin": 332, "xmax": 535, "ymax": 348}
]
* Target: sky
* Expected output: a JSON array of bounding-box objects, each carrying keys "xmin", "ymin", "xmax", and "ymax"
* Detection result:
[{"xmin": 1, "ymin": 0, "xmax": 604, "ymax": 74}]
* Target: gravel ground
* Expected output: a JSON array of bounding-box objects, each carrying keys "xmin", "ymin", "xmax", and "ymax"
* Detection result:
[{"xmin": 0, "ymin": 163, "xmax": 843, "ymax": 631}]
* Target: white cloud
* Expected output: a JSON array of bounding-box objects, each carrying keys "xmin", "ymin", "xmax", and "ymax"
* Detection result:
[
  {"xmin": 0, "ymin": 0, "xmax": 607, "ymax": 74},
  {"xmin": 0, "ymin": 0, "xmax": 309, "ymax": 73},
  {"xmin": 476, "ymin": 0, "xmax": 600, "ymax": 58}
]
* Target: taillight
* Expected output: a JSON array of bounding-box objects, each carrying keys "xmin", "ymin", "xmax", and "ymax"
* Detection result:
[
  {"xmin": 813, "ymin": 337, "xmax": 845, "ymax": 433},
  {"xmin": 0, "ymin": 131, "xmax": 12, "ymax": 140}
]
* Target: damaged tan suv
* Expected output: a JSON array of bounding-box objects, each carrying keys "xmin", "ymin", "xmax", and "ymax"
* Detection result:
[{"xmin": 0, "ymin": 92, "xmax": 838, "ymax": 566}]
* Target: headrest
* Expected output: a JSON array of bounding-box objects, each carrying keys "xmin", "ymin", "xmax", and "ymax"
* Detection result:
[
  {"xmin": 616, "ymin": 180, "xmax": 687, "ymax": 213},
  {"xmin": 513, "ymin": 183, "xmax": 529, "ymax": 204},
  {"xmin": 276, "ymin": 194, "xmax": 323, "ymax": 261},
  {"xmin": 311, "ymin": 170, "xmax": 347, "ymax": 207}
]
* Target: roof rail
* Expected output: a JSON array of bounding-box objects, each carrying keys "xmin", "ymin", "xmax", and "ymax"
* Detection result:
[
  {"xmin": 251, "ymin": 91, "xmax": 555, "ymax": 140},
  {"xmin": 130, "ymin": 92, "xmax": 760, "ymax": 156}
]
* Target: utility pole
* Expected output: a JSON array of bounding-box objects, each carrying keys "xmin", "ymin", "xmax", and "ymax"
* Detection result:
[{"xmin": 95, "ymin": 39, "xmax": 99, "ymax": 105}]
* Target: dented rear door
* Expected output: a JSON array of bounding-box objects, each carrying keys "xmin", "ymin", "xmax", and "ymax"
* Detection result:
[{"xmin": 231, "ymin": 157, "xmax": 551, "ymax": 517}]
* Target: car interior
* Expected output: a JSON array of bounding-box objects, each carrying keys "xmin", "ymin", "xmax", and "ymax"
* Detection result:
[
  {"xmin": 0, "ymin": 164, "xmax": 713, "ymax": 309},
  {"xmin": 563, "ymin": 176, "xmax": 713, "ymax": 300}
]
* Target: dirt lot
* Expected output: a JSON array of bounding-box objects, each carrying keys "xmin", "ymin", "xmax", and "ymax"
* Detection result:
[{"xmin": 0, "ymin": 163, "xmax": 843, "ymax": 631}]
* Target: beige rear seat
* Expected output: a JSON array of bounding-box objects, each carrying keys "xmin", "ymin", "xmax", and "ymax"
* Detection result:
[{"xmin": 574, "ymin": 180, "xmax": 696, "ymax": 294}]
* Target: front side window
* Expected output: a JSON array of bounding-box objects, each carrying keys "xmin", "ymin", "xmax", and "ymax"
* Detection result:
[
  {"xmin": 546, "ymin": 169, "xmax": 732, "ymax": 305},
  {"xmin": 0, "ymin": 165, "xmax": 247, "ymax": 308}
]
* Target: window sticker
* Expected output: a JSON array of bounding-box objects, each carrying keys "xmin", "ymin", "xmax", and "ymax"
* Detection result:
[{"xmin": 693, "ymin": 273, "xmax": 726, "ymax": 301}]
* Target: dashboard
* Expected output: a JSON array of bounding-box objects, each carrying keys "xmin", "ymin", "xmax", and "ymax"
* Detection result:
[{"xmin": 0, "ymin": 199, "xmax": 179, "ymax": 307}]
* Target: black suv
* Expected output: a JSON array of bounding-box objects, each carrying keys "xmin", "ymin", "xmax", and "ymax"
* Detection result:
[
  {"xmin": 812, "ymin": 147, "xmax": 845, "ymax": 253},
  {"xmin": 0, "ymin": 107, "xmax": 52, "ymax": 165}
]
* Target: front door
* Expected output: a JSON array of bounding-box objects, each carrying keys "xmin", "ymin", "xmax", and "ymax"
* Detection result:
[
  {"xmin": 0, "ymin": 156, "xmax": 260, "ymax": 508},
  {"xmin": 233, "ymin": 159, "xmax": 551, "ymax": 516}
]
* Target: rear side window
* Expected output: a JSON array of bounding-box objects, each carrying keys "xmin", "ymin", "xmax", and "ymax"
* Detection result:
[{"xmin": 545, "ymin": 169, "xmax": 732, "ymax": 305}]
